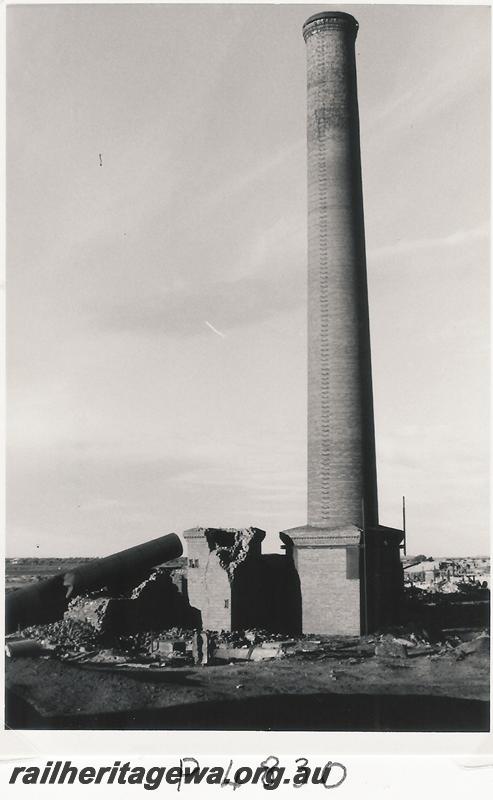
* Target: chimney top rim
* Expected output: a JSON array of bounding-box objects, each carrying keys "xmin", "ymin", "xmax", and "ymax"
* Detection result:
[{"xmin": 303, "ymin": 11, "xmax": 359, "ymax": 41}]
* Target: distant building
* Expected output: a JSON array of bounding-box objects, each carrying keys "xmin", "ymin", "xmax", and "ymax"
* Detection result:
[{"xmin": 403, "ymin": 556, "xmax": 491, "ymax": 592}]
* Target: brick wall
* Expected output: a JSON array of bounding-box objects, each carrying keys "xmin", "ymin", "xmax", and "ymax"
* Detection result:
[
  {"xmin": 200, "ymin": 551, "xmax": 232, "ymax": 631},
  {"xmin": 296, "ymin": 546, "xmax": 360, "ymax": 635},
  {"xmin": 183, "ymin": 534, "xmax": 216, "ymax": 629}
]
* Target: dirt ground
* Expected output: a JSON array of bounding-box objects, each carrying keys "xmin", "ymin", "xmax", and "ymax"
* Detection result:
[{"xmin": 6, "ymin": 647, "xmax": 489, "ymax": 731}]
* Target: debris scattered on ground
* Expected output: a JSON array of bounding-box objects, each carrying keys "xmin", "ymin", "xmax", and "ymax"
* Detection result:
[
  {"xmin": 453, "ymin": 633, "xmax": 490, "ymax": 660},
  {"xmin": 213, "ymin": 645, "xmax": 253, "ymax": 663},
  {"xmin": 151, "ymin": 639, "xmax": 187, "ymax": 657},
  {"xmin": 7, "ymin": 611, "xmax": 489, "ymax": 672},
  {"xmin": 406, "ymin": 644, "xmax": 438, "ymax": 658},
  {"xmin": 19, "ymin": 617, "xmax": 103, "ymax": 654},
  {"xmin": 65, "ymin": 596, "xmax": 112, "ymax": 632},
  {"xmin": 261, "ymin": 639, "xmax": 297, "ymax": 649},
  {"xmin": 62, "ymin": 649, "xmax": 102, "ymax": 664},
  {"xmin": 330, "ymin": 669, "xmax": 346, "ymax": 680},
  {"xmin": 375, "ymin": 636, "xmax": 408, "ymax": 659},
  {"xmin": 250, "ymin": 645, "xmax": 286, "ymax": 661},
  {"xmin": 393, "ymin": 637, "xmax": 415, "ymax": 648}
]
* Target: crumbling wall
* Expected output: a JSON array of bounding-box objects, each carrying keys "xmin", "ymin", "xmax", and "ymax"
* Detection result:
[
  {"xmin": 104, "ymin": 568, "xmax": 199, "ymax": 634},
  {"xmin": 206, "ymin": 528, "xmax": 256, "ymax": 582},
  {"xmin": 183, "ymin": 527, "xmax": 265, "ymax": 632},
  {"xmin": 58, "ymin": 565, "xmax": 199, "ymax": 639}
]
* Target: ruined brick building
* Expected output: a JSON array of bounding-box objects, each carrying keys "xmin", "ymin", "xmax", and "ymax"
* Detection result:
[
  {"xmin": 184, "ymin": 527, "xmax": 302, "ymax": 634},
  {"xmin": 183, "ymin": 522, "xmax": 402, "ymax": 637}
]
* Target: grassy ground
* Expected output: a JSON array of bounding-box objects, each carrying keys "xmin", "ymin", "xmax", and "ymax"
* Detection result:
[{"xmin": 5, "ymin": 558, "xmax": 91, "ymax": 591}]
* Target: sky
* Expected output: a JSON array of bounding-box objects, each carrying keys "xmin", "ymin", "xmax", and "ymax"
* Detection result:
[{"xmin": 6, "ymin": 3, "xmax": 490, "ymax": 558}]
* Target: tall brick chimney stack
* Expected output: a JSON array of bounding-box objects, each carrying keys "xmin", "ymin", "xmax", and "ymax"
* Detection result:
[
  {"xmin": 282, "ymin": 12, "xmax": 403, "ymax": 635},
  {"xmin": 304, "ymin": 11, "xmax": 378, "ymax": 530}
]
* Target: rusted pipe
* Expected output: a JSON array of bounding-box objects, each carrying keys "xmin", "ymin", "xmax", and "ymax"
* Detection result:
[
  {"xmin": 5, "ymin": 575, "xmax": 68, "ymax": 634},
  {"xmin": 63, "ymin": 532, "xmax": 183, "ymax": 598},
  {"xmin": 5, "ymin": 639, "xmax": 44, "ymax": 658}
]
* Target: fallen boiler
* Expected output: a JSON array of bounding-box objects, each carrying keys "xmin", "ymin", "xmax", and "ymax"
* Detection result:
[{"xmin": 5, "ymin": 532, "xmax": 183, "ymax": 634}]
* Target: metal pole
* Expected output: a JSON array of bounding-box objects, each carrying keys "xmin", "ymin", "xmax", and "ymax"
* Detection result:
[
  {"xmin": 402, "ymin": 495, "xmax": 407, "ymax": 555},
  {"xmin": 362, "ymin": 498, "xmax": 369, "ymax": 635}
]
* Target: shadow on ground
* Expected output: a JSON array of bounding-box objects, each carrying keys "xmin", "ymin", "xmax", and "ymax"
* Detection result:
[
  {"xmin": 76, "ymin": 666, "xmax": 202, "ymax": 686},
  {"xmin": 6, "ymin": 690, "xmax": 489, "ymax": 732}
]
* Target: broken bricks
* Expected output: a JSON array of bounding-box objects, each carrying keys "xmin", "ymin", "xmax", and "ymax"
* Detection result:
[
  {"xmin": 65, "ymin": 596, "xmax": 112, "ymax": 632},
  {"xmin": 212, "ymin": 643, "xmax": 286, "ymax": 662},
  {"xmin": 151, "ymin": 639, "xmax": 187, "ymax": 657},
  {"xmin": 375, "ymin": 635, "xmax": 408, "ymax": 659},
  {"xmin": 453, "ymin": 633, "xmax": 490, "ymax": 659}
]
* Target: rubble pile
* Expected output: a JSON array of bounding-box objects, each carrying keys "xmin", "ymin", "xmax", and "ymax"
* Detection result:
[
  {"xmin": 297, "ymin": 637, "xmax": 375, "ymax": 661},
  {"xmin": 65, "ymin": 596, "xmax": 112, "ymax": 632},
  {"xmin": 18, "ymin": 617, "xmax": 102, "ymax": 655},
  {"xmin": 56, "ymin": 569, "xmax": 197, "ymax": 638},
  {"xmin": 206, "ymin": 628, "xmax": 491, "ymax": 665},
  {"xmin": 453, "ymin": 632, "xmax": 490, "ymax": 660},
  {"xmin": 372, "ymin": 629, "xmax": 490, "ymax": 661},
  {"xmin": 7, "ymin": 611, "xmax": 489, "ymax": 672},
  {"xmin": 108, "ymin": 631, "xmax": 156, "ymax": 658},
  {"xmin": 207, "ymin": 630, "xmax": 376, "ymax": 663}
]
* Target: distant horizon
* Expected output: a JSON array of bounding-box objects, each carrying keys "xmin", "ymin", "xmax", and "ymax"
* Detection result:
[{"xmin": 5, "ymin": 540, "xmax": 491, "ymax": 561}]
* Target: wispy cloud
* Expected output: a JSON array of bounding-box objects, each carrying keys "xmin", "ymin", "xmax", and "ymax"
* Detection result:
[
  {"xmin": 207, "ymin": 139, "xmax": 304, "ymax": 208},
  {"xmin": 368, "ymin": 223, "xmax": 489, "ymax": 261},
  {"xmin": 364, "ymin": 18, "xmax": 489, "ymax": 144},
  {"xmin": 101, "ymin": 269, "xmax": 305, "ymax": 337},
  {"xmin": 205, "ymin": 320, "xmax": 226, "ymax": 338}
]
